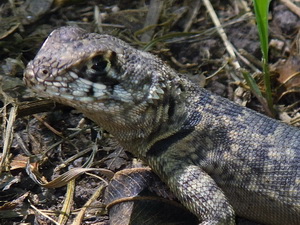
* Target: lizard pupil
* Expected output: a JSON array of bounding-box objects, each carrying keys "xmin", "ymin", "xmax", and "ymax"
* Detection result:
[{"xmin": 91, "ymin": 55, "xmax": 108, "ymax": 75}]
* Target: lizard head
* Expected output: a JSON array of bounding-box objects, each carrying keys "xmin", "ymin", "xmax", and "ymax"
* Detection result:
[{"xmin": 24, "ymin": 26, "xmax": 186, "ymax": 140}]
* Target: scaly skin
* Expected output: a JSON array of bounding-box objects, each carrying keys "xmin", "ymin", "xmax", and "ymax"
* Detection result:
[{"xmin": 24, "ymin": 26, "xmax": 300, "ymax": 225}]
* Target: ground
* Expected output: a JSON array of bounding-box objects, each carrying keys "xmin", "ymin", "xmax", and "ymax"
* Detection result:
[{"xmin": 0, "ymin": 0, "xmax": 300, "ymax": 224}]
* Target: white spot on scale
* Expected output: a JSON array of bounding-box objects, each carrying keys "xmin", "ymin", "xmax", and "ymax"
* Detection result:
[
  {"xmin": 230, "ymin": 144, "xmax": 240, "ymax": 153},
  {"xmin": 267, "ymin": 150, "xmax": 281, "ymax": 160},
  {"xmin": 52, "ymin": 81, "xmax": 63, "ymax": 87},
  {"xmin": 285, "ymin": 148, "xmax": 295, "ymax": 158},
  {"xmin": 78, "ymin": 96, "xmax": 95, "ymax": 102},
  {"xmin": 61, "ymin": 94, "xmax": 75, "ymax": 100},
  {"xmin": 72, "ymin": 90, "xmax": 85, "ymax": 96},
  {"xmin": 68, "ymin": 71, "xmax": 78, "ymax": 79},
  {"xmin": 46, "ymin": 86, "xmax": 59, "ymax": 93},
  {"xmin": 37, "ymin": 77, "xmax": 46, "ymax": 83},
  {"xmin": 135, "ymin": 64, "xmax": 141, "ymax": 70},
  {"xmin": 93, "ymin": 83, "xmax": 106, "ymax": 90},
  {"xmin": 93, "ymin": 91, "xmax": 105, "ymax": 98},
  {"xmin": 79, "ymin": 78, "xmax": 93, "ymax": 86},
  {"xmin": 55, "ymin": 76, "xmax": 62, "ymax": 81}
]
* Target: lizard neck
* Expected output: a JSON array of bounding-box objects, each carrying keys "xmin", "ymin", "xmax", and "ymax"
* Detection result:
[
  {"xmin": 109, "ymin": 80, "xmax": 202, "ymax": 158},
  {"xmin": 85, "ymin": 80, "xmax": 196, "ymax": 157}
]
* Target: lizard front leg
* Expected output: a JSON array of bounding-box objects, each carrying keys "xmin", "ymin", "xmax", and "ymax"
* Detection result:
[{"xmin": 148, "ymin": 156, "xmax": 235, "ymax": 225}]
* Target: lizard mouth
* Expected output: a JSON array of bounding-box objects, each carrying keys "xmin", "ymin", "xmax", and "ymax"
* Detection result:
[{"xmin": 24, "ymin": 62, "xmax": 110, "ymax": 103}]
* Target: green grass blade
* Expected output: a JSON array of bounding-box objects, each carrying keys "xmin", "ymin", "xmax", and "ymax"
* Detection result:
[
  {"xmin": 252, "ymin": 0, "xmax": 274, "ymax": 115},
  {"xmin": 253, "ymin": 0, "xmax": 270, "ymax": 62}
]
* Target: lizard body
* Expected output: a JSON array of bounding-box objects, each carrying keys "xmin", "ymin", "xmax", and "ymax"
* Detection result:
[{"xmin": 24, "ymin": 26, "xmax": 300, "ymax": 225}]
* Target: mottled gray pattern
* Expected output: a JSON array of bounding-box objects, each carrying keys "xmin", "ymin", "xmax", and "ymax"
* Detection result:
[{"xmin": 24, "ymin": 26, "xmax": 300, "ymax": 225}]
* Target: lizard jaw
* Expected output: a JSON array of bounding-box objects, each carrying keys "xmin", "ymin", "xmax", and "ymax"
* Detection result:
[{"xmin": 24, "ymin": 63, "xmax": 109, "ymax": 104}]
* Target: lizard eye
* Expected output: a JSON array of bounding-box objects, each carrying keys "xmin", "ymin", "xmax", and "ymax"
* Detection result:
[
  {"xmin": 91, "ymin": 55, "xmax": 109, "ymax": 75},
  {"xmin": 78, "ymin": 52, "xmax": 120, "ymax": 86},
  {"xmin": 79, "ymin": 55, "xmax": 111, "ymax": 83}
]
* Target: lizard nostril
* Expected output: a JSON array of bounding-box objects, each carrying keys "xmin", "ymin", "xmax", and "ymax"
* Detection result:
[{"xmin": 42, "ymin": 69, "xmax": 48, "ymax": 75}]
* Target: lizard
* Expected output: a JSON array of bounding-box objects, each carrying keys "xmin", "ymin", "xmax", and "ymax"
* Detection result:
[{"xmin": 23, "ymin": 26, "xmax": 300, "ymax": 225}]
